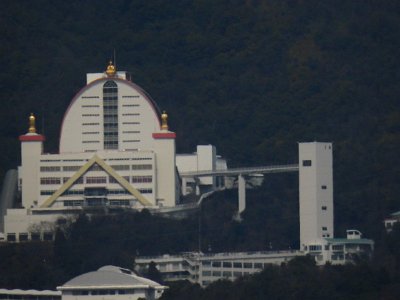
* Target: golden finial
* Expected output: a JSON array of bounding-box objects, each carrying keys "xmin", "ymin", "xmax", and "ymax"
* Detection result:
[
  {"xmin": 28, "ymin": 113, "xmax": 36, "ymax": 133},
  {"xmin": 161, "ymin": 111, "xmax": 169, "ymax": 130},
  {"xmin": 105, "ymin": 60, "xmax": 116, "ymax": 76}
]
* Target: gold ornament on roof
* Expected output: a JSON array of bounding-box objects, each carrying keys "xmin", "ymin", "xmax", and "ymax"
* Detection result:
[
  {"xmin": 28, "ymin": 113, "xmax": 36, "ymax": 133},
  {"xmin": 161, "ymin": 111, "xmax": 169, "ymax": 130},
  {"xmin": 106, "ymin": 60, "xmax": 116, "ymax": 76}
]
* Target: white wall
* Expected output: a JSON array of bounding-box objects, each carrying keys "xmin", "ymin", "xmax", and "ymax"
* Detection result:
[{"xmin": 299, "ymin": 142, "xmax": 334, "ymax": 249}]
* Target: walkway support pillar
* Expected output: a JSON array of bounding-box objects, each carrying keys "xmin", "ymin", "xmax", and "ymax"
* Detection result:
[{"xmin": 238, "ymin": 174, "xmax": 246, "ymax": 214}]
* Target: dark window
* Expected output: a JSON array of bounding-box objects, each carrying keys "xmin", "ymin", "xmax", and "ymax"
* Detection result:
[
  {"xmin": 321, "ymin": 185, "xmax": 327, "ymax": 189},
  {"xmin": 243, "ymin": 262, "xmax": 252, "ymax": 268},
  {"xmin": 7, "ymin": 233, "xmax": 16, "ymax": 242},
  {"xmin": 322, "ymin": 227, "xmax": 327, "ymax": 231},
  {"xmin": 222, "ymin": 262, "xmax": 232, "ymax": 268},
  {"xmin": 31, "ymin": 232, "xmax": 40, "ymax": 241},
  {"xmin": 43, "ymin": 232, "xmax": 53, "ymax": 241},
  {"xmin": 19, "ymin": 233, "xmax": 29, "ymax": 241},
  {"xmin": 302, "ymin": 160, "xmax": 312, "ymax": 167},
  {"xmin": 322, "ymin": 206, "xmax": 327, "ymax": 210},
  {"xmin": 103, "ymin": 81, "xmax": 119, "ymax": 149},
  {"xmin": 212, "ymin": 261, "xmax": 221, "ymax": 267}
]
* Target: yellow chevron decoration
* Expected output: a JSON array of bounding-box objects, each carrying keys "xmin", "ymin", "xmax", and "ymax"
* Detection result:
[{"xmin": 40, "ymin": 155, "xmax": 152, "ymax": 208}]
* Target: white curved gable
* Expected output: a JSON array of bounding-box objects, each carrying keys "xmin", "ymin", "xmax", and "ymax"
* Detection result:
[{"xmin": 59, "ymin": 78, "xmax": 161, "ymax": 153}]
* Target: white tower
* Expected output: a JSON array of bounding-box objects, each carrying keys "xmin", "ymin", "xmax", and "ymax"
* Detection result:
[
  {"xmin": 152, "ymin": 111, "xmax": 179, "ymax": 207},
  {"xmin": 299, "ymin": 142, "xmax": 334, "ymax": 249},
  {"xmin": 19, "ymin": 114, "xmax": 45, "ymax": 208}
]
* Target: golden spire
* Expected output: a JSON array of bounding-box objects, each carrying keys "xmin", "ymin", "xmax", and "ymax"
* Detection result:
[
  {"xmin": 105, "ymin": 60, "xmax": 116, "ymax": 76},
  {"xmin": 28, "ymin": 113, "xmax": 36, "ymax": 133},
  {"xmin": 161, "ymin": 111, "xmax": 169, "ymax": 130}
]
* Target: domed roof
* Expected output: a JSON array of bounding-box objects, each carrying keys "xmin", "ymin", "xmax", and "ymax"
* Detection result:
[{"xmin": 58, "ymin": 265, "xmax": 164, "ymax": 290}]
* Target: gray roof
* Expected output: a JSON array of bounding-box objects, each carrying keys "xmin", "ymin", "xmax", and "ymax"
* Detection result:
[{"xmin": 58, "ymin": 265, "xmax": 165, "ymax": 290}]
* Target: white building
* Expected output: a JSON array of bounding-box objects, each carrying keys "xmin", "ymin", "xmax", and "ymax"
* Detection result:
[
  {"xmin": 0, "ymin": 265, "xmax": 166, "ymax": 300},
  {"xmin": 136, "ymin": 142, "xmax": 374, "ymax": 285},
  {"xmin": 303, "ymin": 229, "xmax": 374, "ymax": 265},
  {"xmin": 384, "ymin": 210, "xmax": 400, "ymax": 232},
  {"xmin": 58, "ymin": 265, "xmax": 166, "ymax": 300},
  {"xmin": 135, "ymin": 250, "xmax": 303, "ymax": 287},
  {"xmin": 299, "ymin": 142, "xmax": 334, "ymax": 249},
  {"xmin": 176, "ymin": 145, "xmax": 227, "ymax": 195},
  {"xmin": 2, "ymin": 62, "xmax": 227, "ymax": 242}
]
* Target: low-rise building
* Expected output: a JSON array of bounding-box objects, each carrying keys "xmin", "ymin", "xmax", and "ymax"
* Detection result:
[
  {"xmin": 384, "ymin": 211, "xmax": 400, "ymax": 232},
  {"xmin": 303, "ymin": 230, "xmax": 374, "ymax": 265},
  {"xmin": 135, "ymin": 250, "xmax": 303, "ymax": 287},
  {"xmin": 58, "ymin": 265, "xmax": 166, "ymax": 300},
  {"xmin": 0, "ymin": 265, "xmax": 165, "ymax": 300}
]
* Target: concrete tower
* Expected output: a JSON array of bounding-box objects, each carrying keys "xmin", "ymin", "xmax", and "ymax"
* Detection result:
[
  {"xmin": 19, "ymin": 114, "xmax": 45, "ymax": 209},
  {"xmin": 299, "ymin": 142, "xmax": 334, "ymax": 249}
]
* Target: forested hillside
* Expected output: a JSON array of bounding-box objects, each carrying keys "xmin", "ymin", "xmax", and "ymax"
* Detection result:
[{"xmin": 0, "ymin": 0, "xmax": 399, "ymax": 255}]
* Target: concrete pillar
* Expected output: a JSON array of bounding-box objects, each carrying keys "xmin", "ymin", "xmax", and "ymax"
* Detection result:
[{"xmin": 238, "ymin": 174, "xmax": 246, "ymax": 214}]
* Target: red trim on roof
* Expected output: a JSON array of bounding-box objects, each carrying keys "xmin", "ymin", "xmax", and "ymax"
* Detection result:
[
  {"xmin": 19, "ymin": 134, "xmax": 46, "ymax": 142},
  {"xmin": 152, "ymin": 132, "xmax": 176, "ymax": 139}
]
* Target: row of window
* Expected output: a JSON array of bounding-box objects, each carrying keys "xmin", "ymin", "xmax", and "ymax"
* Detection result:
[
  {"xmin": 71, "ymin": 289, "xmax": 137, "ymax": 296},
  {"xmin": 7, "ymin": 232, "xmax": 54, "ymax": 242},
  {"xmin": 122, "ymin": 95, "xmax": 140, "ymax": 98},
  {"xmin": 82, "ymin": 104, "xmax": 100, "ymax": 108},
  {"xmin": 122, "ymin": 104, "xmax": 140, "ymax": 107},
  {"xmin": 202, "ymin": 270, "xmax": 252, "ymax": 278},
  {"xmin": 202, "ymin": 261, "xmax": 263, "ymax": 269},
  {"xmin": 63, "ymin": 200, "xmax": 132, "ymax": 207},
  {"xmin": 122, "ymin": 113, "xmax": 140, "ymax": 116},
  {"xmin": 122, "ymin": 122, "xmax": 140, "ymax": 125}
]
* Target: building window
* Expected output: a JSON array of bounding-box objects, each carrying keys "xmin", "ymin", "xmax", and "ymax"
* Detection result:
[
  {"xmin": 322, "ymin": 227, "xmax": 327, "ymax": 231},
  {"xmin": 309, "ymin": 245, "xmax": 322, "ymax": 251},
  {"xmin": 212, "ymin": 262, "xmax": 221, "ymax": 268},
  {"xmin": 19, "ymin": 233, "xmax": 28, "ymax": 241},
  {"xmin": 132, "ymin": 164, "xmax": 152, "ymax": 170},
  {"xmin": 111, "ymin": 165, "xmax": 130, "ymax": 171},
  {"xmin": 233, "ymin": 271, "xmax": 242, "ymax": 277},
  {"xmin": 109, "ymin": 200, "xmax": 130, "ymax": 206},
  {"xmin": 40, "ymin": 177, "xmax": 61, "ymax": 185},
  {"xmin": 7, "ymin": 233, "xmax": 16, "ymax": 242},
  {"xmin": 321, "ymin": 185, "xmax": 327, "ymax": 189},
  {"xmin": 212, "ymin": 271, "xmax": 221, "ymax": 276},
  {"xmin": 302, "ymin": 160, "xmax": 312, "ymax": 167},
  {"xmin": 322, "ymin": 206, "xmax": 327, "ymax": 210},
  {"xmin": 103, "ymin": 81, "xmax": 119, "ymax": 149},
  {"xmin": 138, "ymin": 188, "xmax": 152, "ymax": 194},
  {"xmin": 222, "ymin": 262, "xmax": 232, "ymax": 268},
  {"xmin": 86, "ymin": 176, "xmax": 107, "ymax": 184},
  {"xmin": 233, "ymin": 262, "xmax": 242, "ymax": 268},
  {"xmin": 254, "ymin": 263, "xmax": 263, "ymax": 269},
  {"xmin": 63, "ymin": 166, "xmax": 81, "ymax": 172},
  {"xmin": 222, "ymin": 271, "xmax": 232, "ymax": 277},
  {"xmin": 64, "ymin": 200, "xmax": 84, "ymax": 207},
  {"xmin": 31, "ymin": 232, "xmax": 40, "ymax": 241},
  {"xmin": 40, "ymin": 190, "xmax": 56, "ymax": 195},
  {"xmin": 122, "ymin": 113, "xmax": 140, "ymax": 116},
  {"xmin": 202, "ymin": 271, "xmax": 211, "ymax": 276},
  {"xmin": 82, "ymin": 122, "xmax": 100, "ymax": 126},
  {"xmin": 243, "ymin": 262, "xmax": 252, "ymax": 268},
  {"xmin": 132, "ymin": 176, "xmax": 152, "ymax": 183},
  {"xmin": 40, "ymin": 166, "xmax": 61, "ymax": 172},
  {"xmin": 82, "ymin": 114, "xmax": 100, "ymax": 117}
]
